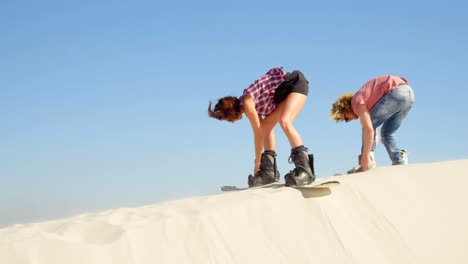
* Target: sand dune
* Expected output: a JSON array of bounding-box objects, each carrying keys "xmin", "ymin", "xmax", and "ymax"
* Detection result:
[{"xmin": 1, "ymin": 159, "xmax": 467, "ymax": 264}]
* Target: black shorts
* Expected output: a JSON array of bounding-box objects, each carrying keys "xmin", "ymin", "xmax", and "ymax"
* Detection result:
[{"xmin": 273, "ymin": 70, "xmax": 309, "ymax": 105}]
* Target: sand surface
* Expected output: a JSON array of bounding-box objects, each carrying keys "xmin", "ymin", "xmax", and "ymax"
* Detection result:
[{"xmin": 1, "ymin": 160, "xmax": 467, "ymax": 264}]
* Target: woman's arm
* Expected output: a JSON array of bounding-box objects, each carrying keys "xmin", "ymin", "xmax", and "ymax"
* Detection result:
[
  {"xmin": 242, "ymin": 96, "xmax": 263, "ymax": 174},
  {"xmin": 358, "ymin": 104, "xmax": 374, "ymax": 170}
]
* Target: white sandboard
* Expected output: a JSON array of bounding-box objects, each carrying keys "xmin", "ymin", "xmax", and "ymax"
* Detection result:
[
  {"xmin": 221, "ymin": 179, "xmax": 340, "ymax": 192},
  {"xmin": 291, "ymin": 179, "xmax": 340, "ymax": 189}
]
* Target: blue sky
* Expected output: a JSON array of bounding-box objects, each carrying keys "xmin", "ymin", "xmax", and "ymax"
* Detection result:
[{"xmin": 1, "ymin": 0, "xmax": 467, "ymax": 227}]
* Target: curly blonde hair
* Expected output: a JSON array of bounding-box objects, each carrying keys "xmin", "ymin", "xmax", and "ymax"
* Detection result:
[{"xmin": 330, "ymin": 93, "xmax": 354, "ymax": 121}]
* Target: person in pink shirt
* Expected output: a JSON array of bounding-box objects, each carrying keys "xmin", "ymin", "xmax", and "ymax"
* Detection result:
[
  {"xmin": 330, "ymin": 75, "xmax": 415, "ymax": 171},
  {"xmin": 208, "ymin": 67, "xmax": 315, "ymax": 187}
]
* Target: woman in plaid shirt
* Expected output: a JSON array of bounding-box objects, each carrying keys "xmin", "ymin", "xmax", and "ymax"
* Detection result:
[{"xmin": 208, "ymin": 67, "xmax": 315, "ymax": 187}]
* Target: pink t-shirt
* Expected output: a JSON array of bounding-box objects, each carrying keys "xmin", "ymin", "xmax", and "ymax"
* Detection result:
[{"xmin": 351, "ymin": 75, "xmax": 408, "ymax": 116}]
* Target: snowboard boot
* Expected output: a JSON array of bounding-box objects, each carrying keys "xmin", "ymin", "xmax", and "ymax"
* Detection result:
[
  {"xmin": 284, "ymin": 146, "xmax": 316, "ymax": 186},
  {"xmin": 248, "ymin": 150, "xmax": 280, "ymax": 187}
]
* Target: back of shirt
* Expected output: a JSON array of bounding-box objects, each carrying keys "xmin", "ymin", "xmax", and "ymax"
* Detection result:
[
  {"xmin": 240, "ymin": 67, "xmax": 286, "ymax": 116},
  {"xmin": 351, "ymin": 75, "xmax": 408, "ymax": 116}
]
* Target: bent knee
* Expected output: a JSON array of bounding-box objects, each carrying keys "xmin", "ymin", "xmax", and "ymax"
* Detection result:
[{"xmin": 279, "ymin": 118, "xmax": 293, "ymax": 131}]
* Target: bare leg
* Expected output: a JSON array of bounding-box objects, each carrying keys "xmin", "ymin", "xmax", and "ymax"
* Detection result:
[
  {"xmin": 261, "ymin": 105, "xmax": 283, "ymax": 150},
  {"xmin": 256, "ymin": 92, "xmax": 312, "ymax": 187},
  {"xmin": 280, "ymin": 93, "xmax": 314, "ymax": 186},
  {"xmin": 262, "ymin": 92, "xmax": 307, "ymax": 148},
  {"xmin": 248, "ymin": 112, "xmax": 281, "ymax": 187},
  {"xmin": 278, "ymin": 92, "xmax": 307, "ymax": 148},
  {"xmin": 259, "ymin": 128, "xmax": 276, "ymax": 151}
]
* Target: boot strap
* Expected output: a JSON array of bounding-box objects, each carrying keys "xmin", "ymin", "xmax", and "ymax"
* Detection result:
[{"xmin": 293, "ymin": 165, "xmax": 313, "ymax": 177}]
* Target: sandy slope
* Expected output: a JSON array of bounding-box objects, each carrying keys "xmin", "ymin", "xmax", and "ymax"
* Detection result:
[{"xmin": 1, "ymin": 160, "xmax": 467, "ymax": 264}]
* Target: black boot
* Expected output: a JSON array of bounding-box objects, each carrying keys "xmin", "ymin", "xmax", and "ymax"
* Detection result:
[
  {"xmin": 248, "ymin": 151, "xmax": 280, "ymax": 187},
  {"xmin": 284, "ymin": 147, "xmax": 316, "ymax": 186}
]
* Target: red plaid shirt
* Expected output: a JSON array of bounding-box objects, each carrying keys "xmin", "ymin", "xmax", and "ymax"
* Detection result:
[{"xmin": 240, "ymin": 67, "xmax": 286, "ymax": 116}]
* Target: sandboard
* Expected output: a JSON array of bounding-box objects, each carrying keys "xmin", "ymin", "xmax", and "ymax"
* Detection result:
[
  {"xmin": 221, "ymin": 182, "xmax": 280, "ymax": 192},
  {"xmin": 291, "ymin": 179, "xmax": 340, "ymax": 189},
  {"xmin": 221, "ymin": 179, "xmax": 340, "ymax": 192}
]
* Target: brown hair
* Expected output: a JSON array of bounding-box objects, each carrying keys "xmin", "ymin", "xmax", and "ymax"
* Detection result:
[
  {"xmin": 330, "ymin": 93, "xmax": 354, "ymax": 121},
  {"xmin": 208, "ymin": 96, "xmax": 241, "ymax": 121}
]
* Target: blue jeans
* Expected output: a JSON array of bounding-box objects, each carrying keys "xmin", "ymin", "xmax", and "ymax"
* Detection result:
[{"xmin": 365, "ymin": 84, "xmax": 415, "ymax": 164}]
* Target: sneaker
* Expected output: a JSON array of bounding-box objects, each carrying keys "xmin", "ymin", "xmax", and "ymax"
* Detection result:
[{"xmin": 393, "ymin": 150, "xmax": 408, "ymax": 165}]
